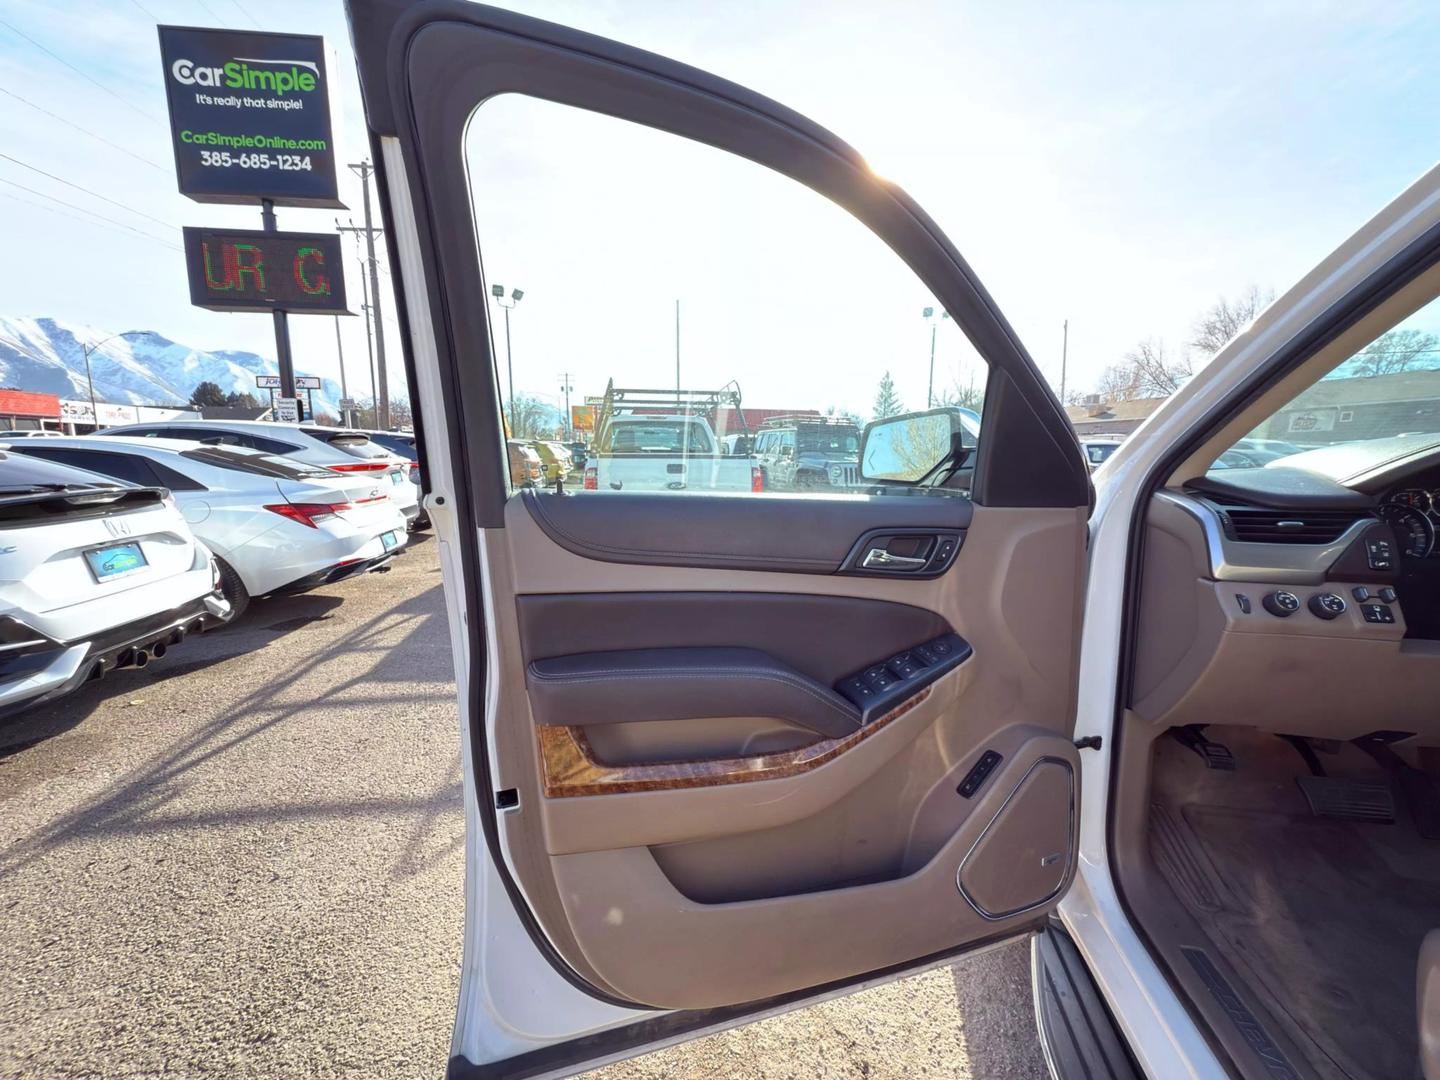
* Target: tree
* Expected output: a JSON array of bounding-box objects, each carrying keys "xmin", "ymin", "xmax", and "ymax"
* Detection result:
[
  {"xmin": 387, "ymin": 397, "xmax": 414, "ymax": 429},
  {"xmin": 1354, "ymin": 329, "xmax": 1440, "ymax": 378},
  {"xmin": 189, "ymin": 380, "xmax": 228, "ymax": 408},
  {"xmin": 1123, "ymin": 338, "xmax": 1192, "ymax": 398},
  {"xmin": 1190, "ymin": 285, "xmax": 1274, "ymax": 358},
  {"xmin": 222, "ymin": 390, "xmax": 261, "ymax": 409},
  {"xmin": 934, "ymin": 379, "xmax": 984, "ymax": 414},
  {"xmin": 872, "ymin": 371, "xmax": 904, "ymax": 420},
  {"xmin": 508, "ymin": 393, "xmax": 555, "ymax": 438}
]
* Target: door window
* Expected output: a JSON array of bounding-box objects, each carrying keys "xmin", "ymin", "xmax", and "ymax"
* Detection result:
[{"xmin": 466, "ymin": 96, "xmax": 986, "ymax": 498}]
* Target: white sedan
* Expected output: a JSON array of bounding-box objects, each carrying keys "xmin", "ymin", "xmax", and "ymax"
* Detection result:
[
  {"xmin": 96, "ymin": 420, "xmax": 423, "ymax": 531},
  {"xmin": 5, "ymin": 437, "xmax": 408, "ymax": 619},
  {"xmin": 0, "ymin": 449, "xmax": 229, "ymax": 716}
]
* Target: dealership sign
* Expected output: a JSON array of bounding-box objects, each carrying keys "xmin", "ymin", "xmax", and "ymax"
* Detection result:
[
  {"xmin": 157, "ymin": 25, "xmax": 342, "ymax": 206},
  {"xmin": 184, "ymin": 227, "xmax": 347, "ymax": 314}
]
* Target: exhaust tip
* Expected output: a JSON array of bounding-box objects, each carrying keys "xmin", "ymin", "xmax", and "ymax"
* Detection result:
[{"xmin": 151, "ymin": 641, "xmax": 167, "ymax": 660}]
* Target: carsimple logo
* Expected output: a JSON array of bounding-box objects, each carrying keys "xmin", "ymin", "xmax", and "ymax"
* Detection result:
[{"xmin": 171, "ymin": 56, "xmax": 319, "ymax": 95}]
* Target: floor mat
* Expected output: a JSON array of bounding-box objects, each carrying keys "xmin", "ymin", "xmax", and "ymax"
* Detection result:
[{"xmin": 1153, "ymin": 801, "xmax": 1440, "ymax": 1080}]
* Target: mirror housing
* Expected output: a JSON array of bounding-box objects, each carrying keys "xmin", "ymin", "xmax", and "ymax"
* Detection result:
[{"xmin": 859, "ymin": 406, "xmax": 980, "ymax": 485}]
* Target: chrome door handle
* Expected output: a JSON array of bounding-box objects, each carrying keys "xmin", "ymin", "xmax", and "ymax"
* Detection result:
[{"xmin": 862, "ymin": 548, "xmax": 927, "ymax": 570}]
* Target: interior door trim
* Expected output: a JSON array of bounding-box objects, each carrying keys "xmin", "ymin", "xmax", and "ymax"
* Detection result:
[{"xmin": 538, "ymin": 685, "xmax": 933, "ymax": 797}]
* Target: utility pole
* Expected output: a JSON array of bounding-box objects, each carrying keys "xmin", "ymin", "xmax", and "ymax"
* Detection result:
[
  {"xmin": 340, "ymin": 223, "xmax": 380, "ymax": 427},
  {"xmin": 1060, "ymin": 319, "xmax": 1069, "ymax": 405},
  {"xmin": 559, "ymin": 372, "xmax": 574, "ymax": 439},
  {"xmin": 260, "ymin": 199, "xmax": 295, "ymax": 400},
  {"xmin": 333, "ymin": 315, "xmax": 350, "ymax": 427},
  {"xmin": 345, "ymin": 161, "xmax": 388, "ymax": 428},
  {"xmin": 674, "ymin": 299, "xmax": 681, "ymax": 393}
]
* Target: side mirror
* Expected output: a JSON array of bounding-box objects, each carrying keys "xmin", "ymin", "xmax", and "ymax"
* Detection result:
[{"xmin": 859, "ymin": 406, "xmax": 979, "ymax": 484}]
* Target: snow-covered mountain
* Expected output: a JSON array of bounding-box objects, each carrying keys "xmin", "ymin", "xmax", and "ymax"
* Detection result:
[{"xmin": 0, "ymin": 317, "xmax": 346, "ymax": 418}]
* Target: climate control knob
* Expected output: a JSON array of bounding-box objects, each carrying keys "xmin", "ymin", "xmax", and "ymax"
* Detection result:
[
  {"xmin": 1262, "ymin": 590, "xmax": 1301, "ymax": 617},
  {"xmin": 1308, "ymin": 592, "xmax": 1347, "ymax": 620}
]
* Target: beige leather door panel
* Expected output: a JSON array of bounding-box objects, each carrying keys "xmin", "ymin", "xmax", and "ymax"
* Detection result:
[
  {"xmin": 551, "ymin": 728, "xmax": 1076, "ymax": 1010},
  {"xmin": 488, "ymin": 496, "xmax": 1086, "ymax": 1006}
]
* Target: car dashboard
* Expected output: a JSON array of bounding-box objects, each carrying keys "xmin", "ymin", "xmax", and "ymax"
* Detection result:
[{"xmin": 1126, "ymin": 458, "xmax": 1440, "ymax": 745}]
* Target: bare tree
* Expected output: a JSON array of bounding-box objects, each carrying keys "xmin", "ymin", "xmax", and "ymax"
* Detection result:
[
  {"xmin": 933, "ymin": 379, "xmax": 985, "ymax": 414},
  {"xmin": 387, "ymin": 397, "xmax": 414, "ymax": 429},
  {"xmin": 509, "ymin": 393, "xmax": 556, "ymax": 439},
  {"xmin": 1190, "ymin": 285, "xmax": 1274, "ymax": 358},
  {"xmin": 1123, "ymin": 338, "xmax": 1193, "ymax": 397},
  {"xmin": 1353, "ymin": 328, "xmax": 1440, "ymax": 378}
]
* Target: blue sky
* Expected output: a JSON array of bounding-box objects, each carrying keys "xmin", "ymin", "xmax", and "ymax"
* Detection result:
[{"xmin": 0, "ymin": 0, "xmax": 1435, "ymax": 414}]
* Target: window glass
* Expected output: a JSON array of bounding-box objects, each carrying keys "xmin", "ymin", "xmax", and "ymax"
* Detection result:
[
  {"xmin": 1214, "ymin": 292, "xmax": 1440, "ymax": 476},
  {"xmin": 21, "ymin": 448, "xmax": 160, "ymax": 487},
  {"xmin": 466, "ymin": 96, "xmax": 987, "ymax": 498}
]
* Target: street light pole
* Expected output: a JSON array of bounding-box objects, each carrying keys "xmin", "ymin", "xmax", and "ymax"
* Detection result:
[
  {"xmin": 923, "ymin": 308, "xmax": 949, "ymax": 408},
  {"xmin": 491, "ymin": 285, "xmax": 523, "ymax": 435},
  {"xmin": 82, "ymin": 331, "xmax": 145, "ymax": 431}
]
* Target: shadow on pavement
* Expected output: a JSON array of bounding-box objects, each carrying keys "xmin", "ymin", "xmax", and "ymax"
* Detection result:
[{"xmin": 0, "ymin": 565, "xmax": 456, "ymax": 878}]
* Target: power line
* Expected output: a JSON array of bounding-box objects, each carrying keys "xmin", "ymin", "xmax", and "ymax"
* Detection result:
[
  {"xmin": 193, "ymin": 0, "xmax": 229, "ymax": 26},
  {"xmin": 0, "ymin": 179, "xmax": 180, "ymax": 251},
  {"xmin": 0, "ymin": 152, "xmax": 175, "ymax": 229},
  {"xmin": 0, "ymin": 86, "xmax": 166, "ymax": 172},
  {"xmin": 0, "ymin": 15, "xmax": 163, "ymax": 124},
  {"xmin": 226, "ymin": 0, "xmax": 263, "ymax": 29},
  {"xmin": 127, "ymin": 0, "xmax": 161, "ymax": 19}
]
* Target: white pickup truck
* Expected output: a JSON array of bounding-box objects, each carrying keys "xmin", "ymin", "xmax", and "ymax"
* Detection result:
[{"xmin": 582, "ymin": 413, "xmax": 760, "ymax": 493}]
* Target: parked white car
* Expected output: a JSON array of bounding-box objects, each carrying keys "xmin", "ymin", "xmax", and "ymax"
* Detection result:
[
  {"xmin": 96, "ymin": 420, "xmax": 423, "ymax": 531},
  {"xmin": 0, "ymin": 449, "xmax": 229, "ymax": 716},
  {"xmin": 6, "ymin": 437, "xmax": 409, "ymax": 620}
]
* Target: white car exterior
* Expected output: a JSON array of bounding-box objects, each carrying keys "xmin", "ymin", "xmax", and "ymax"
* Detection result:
[
  {"xmin": 6, "ymin": 437, "xmax": 410, "ymax": 609},
  {"xmin": 0, "ymin": 450, "xmax": 229, "ymax": 715},
  {"xmin": 96, "ymin": 419, "xmax": 424, "ymax": 530}
]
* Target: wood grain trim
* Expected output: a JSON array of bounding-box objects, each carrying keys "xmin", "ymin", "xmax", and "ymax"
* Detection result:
[{"xmin": 537, "ymin": 687, "xmax": 932, "ymax": 797}]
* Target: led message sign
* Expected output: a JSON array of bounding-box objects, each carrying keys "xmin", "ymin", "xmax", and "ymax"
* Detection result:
[{"xmin": 183, "ymin": 227, "xmax": 347, "ymax": 314}]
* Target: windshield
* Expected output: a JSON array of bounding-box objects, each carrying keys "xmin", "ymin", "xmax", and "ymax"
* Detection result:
[
  {"xmin": 1211, "ymin": 292, "xmax": 1440, "ymax": 475},
  {"xmin": 1086, "ymin": 442, "xmax": 1120, "ymax": 465},
  {"xmin": 797, "ymin": 429, "xmax": 860, "ymax": 454},
  {"xmin": 603, "ymin": 421, "xmax": 715, "ymax": 454}
]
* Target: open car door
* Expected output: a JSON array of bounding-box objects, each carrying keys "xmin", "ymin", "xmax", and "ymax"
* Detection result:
[{"xmin": 344, "ymin": 2, "xmax": 1092, "ymax": 1074}]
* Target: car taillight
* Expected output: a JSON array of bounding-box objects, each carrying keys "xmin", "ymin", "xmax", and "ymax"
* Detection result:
[
  {"xmin": 329, "ymin": 462, "xmax": 391, "ymax": 472},
  {"xmin": 751, "ymin": 466, "xmax": 764, "ymax": 493},
  {"xmin": 263, "ymin": 501, "xmax": 351, "ymax": 528},
  {"xmin": 408, "ymin": 462, "xmax": 421, "ymax": 482},
  {"xmin": 583, "ymin": 466, "xmax": 598, "ymax": 490}
]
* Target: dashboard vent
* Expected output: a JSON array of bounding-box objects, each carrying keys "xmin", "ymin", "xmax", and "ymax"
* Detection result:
[{"xmin": 1211, "ymin": 500, "xmax": 1373, "ymax": 544}]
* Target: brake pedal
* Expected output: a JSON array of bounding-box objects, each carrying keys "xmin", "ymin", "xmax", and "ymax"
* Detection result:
[
  {"xmin": 1296, "ymin": 775, "xmax": 1396, "ymax": 823},
  {"xmin": 1170, "ymin": 726, "xmax": 1236, "ymax": 770}
]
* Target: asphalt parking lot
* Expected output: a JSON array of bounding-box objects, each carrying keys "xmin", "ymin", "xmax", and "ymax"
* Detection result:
[{"xmin": 0, "ymin": 534, "xmax": 1047, "ymax": 1079}]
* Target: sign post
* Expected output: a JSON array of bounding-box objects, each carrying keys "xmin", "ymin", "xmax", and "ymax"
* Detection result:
[{"xmin": 160, "ymin": 25, "xmax": 348, "ymax": 409}]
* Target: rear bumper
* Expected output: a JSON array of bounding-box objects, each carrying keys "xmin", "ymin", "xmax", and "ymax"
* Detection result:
[
  {"xmin": 272, "ymin": 548, "xmax": 402, "ymax": 595},
  {"xmin": 0, "ymin": 590, "xmax": 230, "ymax": 718}
]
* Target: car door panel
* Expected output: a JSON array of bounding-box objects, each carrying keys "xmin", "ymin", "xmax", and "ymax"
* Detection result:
[
  {"xmin": 347, "ymin": 0, "xmax": 1090, "ymax": 1067},
  {"xmin": 485, "ymin": 495, "xmax": 1085, "ymax": 1005}
]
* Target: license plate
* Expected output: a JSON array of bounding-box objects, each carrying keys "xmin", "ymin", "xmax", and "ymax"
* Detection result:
[
  {"xmin": 390, "ymin": 469, "xmax": 405, "ymax": 485},
  {"xmin": 380, "ymin": 530, "xmax": 401, "ymax": 551},
  {"xmin": 84, "ymin": 541, "xmax": 148, "ymax": 582}
]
